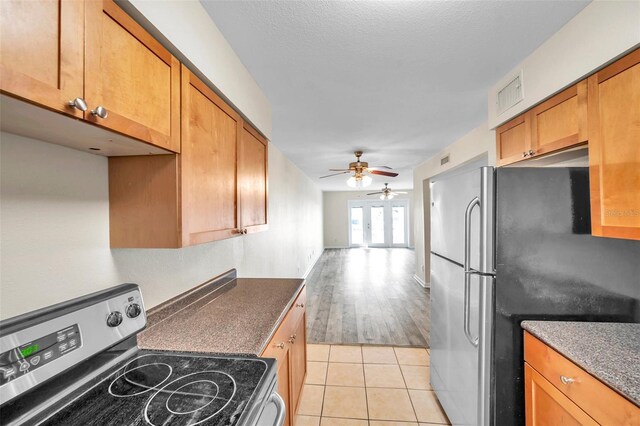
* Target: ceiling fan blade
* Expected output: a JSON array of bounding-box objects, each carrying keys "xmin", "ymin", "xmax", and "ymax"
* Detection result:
[
  {"xmin": 366, "ymin": 191, "xmax": 383, "ymax": 195},
  {"xmin": 393, "ymin": 191, "xmax": 408, "ymax": 194},
  {"xmin": 328, "ymin": 168, "xmax": 352, "ymax": 171},
  {"xmin": 369, "ymin": 170, "xmax": 399, "ymax": 177},
  {"xmin": 319, "ymin": 171, "xmax": 350, "ymax": 179},
  {"xmin": 368, "ymin": 166, "xmax": 393, "ymax": 170}
]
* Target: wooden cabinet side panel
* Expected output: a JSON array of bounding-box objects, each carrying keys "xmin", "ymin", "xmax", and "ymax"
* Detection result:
[
  {"xmin": 180, "ymin": 67, "xmax": 239, "ymax": 246},
  {"xmin": 109, "ymin": 155, "xmax": 180, "ymax": 248},
  {"xmin": 85, "ymin": 0, "xmax": 180, "ymax": 152},
  {"xmin": 524, "ymin": 332, "xmax": 640, "ymax": 425},
  {"xmin": 588, "ymin": 49, "xmax": 640, "ymax": 240},
  {"xmin": 524, "ymin": 363, "xmax": 598, "ymax": 426},
  {"xmin": 0, "ymin": 0, "xmax": 84, "ymax": 117},
  {"xmin": 239, "ymin": 124, "xmax": 268, "ymax": 231}
]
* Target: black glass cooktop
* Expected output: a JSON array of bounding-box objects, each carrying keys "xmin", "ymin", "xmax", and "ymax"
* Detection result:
[{"xmin": 41, "ymin": 352, "xmax": 269, "ymax": 426}]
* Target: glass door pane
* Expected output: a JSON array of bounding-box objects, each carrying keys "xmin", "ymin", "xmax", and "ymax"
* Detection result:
[
  {"xmin": 350, "ymin": 207, "xmax": 364, "ymax": 245},
  {"xmin": 370, "ymin": 206, "xmax": 385, "ymax": 245},
  {"xmin": 392, "ymin": 206, "xmax": 406, "ymax": 244}
]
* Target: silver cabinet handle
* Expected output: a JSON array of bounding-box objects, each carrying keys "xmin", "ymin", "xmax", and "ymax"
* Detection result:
[
  {"xmin": 275, "ymin": 342, "xmax": 285, "ymax": 349},
  {"xmin": 560, "ymin": 375, "xmax": 575, "ymax": 385},
  {"xmin": 463, "ymin": 196, "xmax": 480, "ymax": 347},
  {"xmin": 295, "ymin": 303, "xmax": 305, "ymax": 308},
  {"xmin": 522, "ymin": 151, "xmax": 528, "ymax": 157},
  {"xmin": 90, "ymin": 106, "xmax": 108, "ymax": 119},
  {"xmin": 68, "ymin": 97, "xmax": 88, "ymax": 112},
  {"xmin": 528, "ymin": 149, "xmax": 535, "ymax": 156}
]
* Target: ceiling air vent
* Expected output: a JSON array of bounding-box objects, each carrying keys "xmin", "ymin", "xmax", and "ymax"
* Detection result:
[
  {"xmin": 440, "ymin": 154, "xmax": 450, "ymax": 166},
  {"xmin": 497, "ymin": 71, "xmax": 524, "ymax": 115}
]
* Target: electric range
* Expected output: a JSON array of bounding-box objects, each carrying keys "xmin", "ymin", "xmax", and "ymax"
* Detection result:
[{"xmin": 0, "ymin": 284, "xmax": 285, "ymax": 426}]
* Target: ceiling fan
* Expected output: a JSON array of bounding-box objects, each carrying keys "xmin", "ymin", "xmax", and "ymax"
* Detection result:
[
  {"xmin": 367, "ymin": 183, "xmax": 407, "ymax": 200},
  {"xmin": 319, "ymin": 151, "xmax": 398, "ymax": 188}
]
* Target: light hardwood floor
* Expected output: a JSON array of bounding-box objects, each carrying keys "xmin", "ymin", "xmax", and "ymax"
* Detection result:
[{"xmin": 305, "ymin": 249, "xmax": 430, "ymax": 347}]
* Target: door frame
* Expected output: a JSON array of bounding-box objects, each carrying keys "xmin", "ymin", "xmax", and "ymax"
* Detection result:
[{"xmin": 347, "ymin": 199, "xmax": 410, "ymax": 248}]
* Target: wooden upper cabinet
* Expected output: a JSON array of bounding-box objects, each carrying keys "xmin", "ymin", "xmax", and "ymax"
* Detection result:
[
  {"xmin": 496, "ymin": 81, "xmax": 588, "ymax": 166},
  {"xmin": 0, "ymin": 0, "xmax": 84, "ymax": 118},
  {"xmin": 181, "ymin": 66, "xmax": 240, "ymax": 245},
  {"xmin": 530, "ymin": 80, "xmax": 588, "ymax": 157},
  {"xmin": 496, "ymin": 113, "xmax": 531, "ymax": 166},
  {"xmin": 109, "ymin": 67, "xmax": 269, "ymax": 248},
  {"xmin": 85, "ymin": 0, "xmax": 180, "ymax": 152},
  {"xmin": 588, "ymin": 48, "xmax": 640, "ymax": 241},
  {"xmin": 239, "ymin": 124, "xmax": 269, "ymax": 232}
]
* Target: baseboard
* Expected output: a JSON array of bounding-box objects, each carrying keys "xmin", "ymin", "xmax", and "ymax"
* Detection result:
[
  {"xmin": 303, "ymin": 249, "xmax": 325, "ymax": 279},
  {"xmin": 323, "ymin": 245, "xmax": 349, "ymax": 249},
  {"xmin": 413, "ymin": 274, "xmax": 429, "ymax": 288}
]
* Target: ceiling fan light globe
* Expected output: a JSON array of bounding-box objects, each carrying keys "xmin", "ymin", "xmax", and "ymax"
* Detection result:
[
  {"xmin": 346, "ymin": 176, "xmax": 357, "ymax": 188},
  {"xmin": 361, "ymin": 175, "xmax": 372, "ymax": 187},
  {"xmin": 388, "ymin": 194, "xmax": 394, "ymax": 200}
]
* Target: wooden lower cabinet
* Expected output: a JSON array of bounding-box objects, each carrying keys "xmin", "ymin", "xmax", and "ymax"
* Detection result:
[
  {"xmin": 524, "ymin": 332, "xmax": 639, "ymax": 425},
  {"xmin": 261, "ymin": 288, "xmax": 307, "ymax": 426}
]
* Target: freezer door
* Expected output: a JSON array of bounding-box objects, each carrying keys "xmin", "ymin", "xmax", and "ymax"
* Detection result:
[
  {"xmin": 430, "ymin": 254, "xmax": 480, "ymax": 426},
  {"xmin": 431, "ymin": 168, "xmax": 482, "ymax": 268}
]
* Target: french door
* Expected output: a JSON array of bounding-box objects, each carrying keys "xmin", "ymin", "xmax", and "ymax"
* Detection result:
[{"xmin": 348, "ymin": 200, "xmax": 409, "ymax": 248}]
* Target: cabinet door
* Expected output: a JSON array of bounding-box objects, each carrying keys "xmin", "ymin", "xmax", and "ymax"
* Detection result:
[
  {"xmin": 289, "ymin": 313, "xmax": 307, "ymax": 416},
  {"xmin": 496, "ymin": 113, "xmax": 531, "ymax": 166},
  {"xmin": 530, "ymin": 81, "xmax": 588, "ymax": 157},
  {"xmin": 0, "ymin": 0, "xmax": 84, "ymax": 117},
  {"xmin": 181, "ymin": 66, "xmax": 241, "ymax": 246},
  {"xmin": 588, "ymin": 48, "xmax": 640, "ymax": 240},
  {"xmin": 524, "ymin": 363, "xmax": 598, "ymax": 426},
  {"xmin": 85, "ymin": 0, "xmax": 180, "ymax": 152},
  {"xmin": 238, "ymin": 124, "xmax": 268, "ymax": 232}
]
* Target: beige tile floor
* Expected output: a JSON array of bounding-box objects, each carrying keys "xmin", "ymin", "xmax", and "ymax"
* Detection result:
[{"xmin": 297, "ymin": 344, "xmax": 450, "ymax": 426}]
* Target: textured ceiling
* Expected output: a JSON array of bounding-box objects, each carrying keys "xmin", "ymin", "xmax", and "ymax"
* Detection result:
[{"xmin": 201, "ymin": 0, "xmax": 589, "ymax": 191}]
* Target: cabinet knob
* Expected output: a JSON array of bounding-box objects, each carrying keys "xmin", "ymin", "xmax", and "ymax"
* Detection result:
[
  {"xmin": 275, "ymin": 342, "xmax": 285, "ymax": 349},
  {"xmin": 90, "ymin": 106, "xmax": 108, "ymax": 119},
  {"xmin": 68, "ymin": 97, "xmax": 88, "ymax": 112},
  {"xmin": 528, "ymin": 149, "xmax": 535, "ymax": 156},
  {"xmin": 243, "ymin": 229, "xmax": 248, "ymax": 234},
  {"xmin": 288, "ymin": 337, "xmax": 295, "ymax": 344},
  {"xmin": 295, "ymin": 303, "xmax": 305, "ymax": 308},
  {"xmin": 522, "ymin": 152, "xmax": 528, "ymax": 158},
  {"xmin": 560, "ymin": 375, "xmax": 575, "ymax": 385}
]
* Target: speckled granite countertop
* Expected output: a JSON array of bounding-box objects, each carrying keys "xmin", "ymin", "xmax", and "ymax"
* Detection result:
[
  {"xmin": 138, "ymin": 270, "xmax": 305, "ymax": 356},
  {"xmin": 522, "ymin": 321, "xmax": 640, "ymax": 405}
]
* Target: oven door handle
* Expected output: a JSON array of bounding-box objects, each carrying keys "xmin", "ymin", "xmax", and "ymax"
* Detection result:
[{"xmin": 269, "ymin": 392, "xmax": 286, "ymax": 426}]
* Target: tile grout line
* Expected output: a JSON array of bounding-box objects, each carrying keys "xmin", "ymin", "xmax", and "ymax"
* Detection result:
[{"xmin": 396, "ymin": 346, "xmax": 421, "ymax": 424}]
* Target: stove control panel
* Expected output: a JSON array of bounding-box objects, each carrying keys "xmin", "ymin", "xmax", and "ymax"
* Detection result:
[
  {"xmin": 0, "ymin": 283, "xmax": 146, "ymax": 406},
  {"xmin": 0, "ymin": 325, "xmax": 81, "ymax": 386}
]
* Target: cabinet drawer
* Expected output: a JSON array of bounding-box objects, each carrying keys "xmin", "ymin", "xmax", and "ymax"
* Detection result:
[{"xmin": 524, "ymin": 332, "xmax": 639, "ymax": 425}]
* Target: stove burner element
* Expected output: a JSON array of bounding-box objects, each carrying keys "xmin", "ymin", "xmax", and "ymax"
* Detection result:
[
  {"xmin": 145, "ymin": 371, "xmax": 237, "ymax": 426},
  {"xmin": 166, "ymin": 380, "xmax": 219, "ymax": 415},
  {"xmin": 108, "ymin": 361, "xmax": 173, "ymax": 398}
]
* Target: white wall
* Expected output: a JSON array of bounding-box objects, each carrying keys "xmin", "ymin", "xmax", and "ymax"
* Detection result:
[
  {"xmin": 489, "ymin": 1, "xmax": 640, "ymax": 128},
  {"xmin": 412, "ymin": 124, "xmax": 496, "ymax": 284},
  {"xmin": 323, "ymin": 190, "xmax": 414, "ymax": 248},
  {"xmin": 123, "ymin": 0, "xmax": 272, "ymax": 139},
  {"xmin": 0, "ymin": 133, "xmax": 323, "ymax": 319}
]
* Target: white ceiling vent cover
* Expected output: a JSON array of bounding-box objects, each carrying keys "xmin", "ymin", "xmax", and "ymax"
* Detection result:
[{"xmin": 497, "ymin": 71, "xmax": 524, "ymax": 115}]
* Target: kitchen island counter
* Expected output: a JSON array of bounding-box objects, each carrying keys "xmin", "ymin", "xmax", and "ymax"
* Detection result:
[
  {"xmin": 138, "ymin": 270, "xmax": 304, "ymax": 356},
  {"xmin": 521, "ymin": 320, "xmax": 640, "ymax": 406}
]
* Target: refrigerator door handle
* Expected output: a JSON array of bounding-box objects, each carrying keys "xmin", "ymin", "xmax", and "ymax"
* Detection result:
[{"xmin": 464, "ymin": 196, "xmax": 480, "ymax": 347}]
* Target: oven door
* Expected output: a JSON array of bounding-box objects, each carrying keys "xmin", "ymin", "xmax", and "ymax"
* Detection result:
[{"xmin": 255, "ymin": 392, "xmax": 286, "ymax": 426}]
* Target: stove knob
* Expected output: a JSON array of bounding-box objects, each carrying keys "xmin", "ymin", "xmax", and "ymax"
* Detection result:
[
  {"xmin": 106, "ymin": 311, "xmax": 123, "ymax": 327},
  {"xmin": 126, "ymin": 303, "xmax": 142, "ymax": 319}
]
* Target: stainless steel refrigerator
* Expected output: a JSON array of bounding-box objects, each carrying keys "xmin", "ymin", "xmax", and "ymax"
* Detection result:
[{"xmin": 430, "ymin": 166, "xmax": 639, "ymax": 426}]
